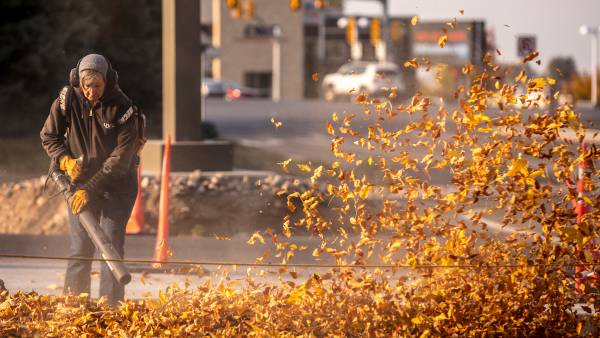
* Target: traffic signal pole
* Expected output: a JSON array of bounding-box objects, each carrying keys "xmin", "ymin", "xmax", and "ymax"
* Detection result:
[
  {"xmin": 379, "ymin": 0, "xmax": 389, "ymax": 62},
  {"xmin": 272, "ymin": 25, "xmax": 282, "ymax": 102}
]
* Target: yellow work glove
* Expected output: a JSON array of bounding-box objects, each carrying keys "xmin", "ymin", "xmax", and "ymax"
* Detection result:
[
  {"xmin": 69, "ymin": 189, "xmax": 89, "ymax": 214},
  {"xmin": 59, "ymin": 155, "xmax": 82, "ymax": 181}
]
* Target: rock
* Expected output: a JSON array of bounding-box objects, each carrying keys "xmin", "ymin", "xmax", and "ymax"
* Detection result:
[
  {"xmin": 141, "ymin": 176, "xmax": 150, "ymax": 189},
  {"xmin": 35, "ymin": 196, "xmax": 46, "ymax": 207},
  {"xmin": 187, "ymin": 170, "xmax": 202, "ymax": 188}
]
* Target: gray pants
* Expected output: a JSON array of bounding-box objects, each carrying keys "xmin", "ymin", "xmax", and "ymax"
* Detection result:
[{"xmin": 63, "ymin": 184, "xmax": 136, "ymax": 306}]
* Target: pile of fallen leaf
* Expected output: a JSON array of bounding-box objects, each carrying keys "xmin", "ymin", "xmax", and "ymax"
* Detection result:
[
  {"xmin": 3, "ymin": 33, "xmax": 600, "ymax": 335},
  {"xmin": 0, "ymin": 268, "xmax": 590, "ymax": 336}
]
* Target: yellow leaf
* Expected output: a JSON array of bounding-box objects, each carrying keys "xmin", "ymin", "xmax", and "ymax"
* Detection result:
[
  {"xmin": 411, "ymin": 315, "xmax": 424, "ymax": 324},
  {"xmin": 277, "ymin": 158, "xmax": 292, "ymax": 173},
  {"xmin": 421, "ymin": 153, "xmax": 434, "ymax": 165},
  {"xmin": 505, "ymin": 157, "xmax": 529, "ymax": 177},
  {"xmin": 358, "ymin": 185, "xmax": 371, "ymax": 199},
  {"xmin": 515, "ymin": 70, "xmax": 526, "ymax": 83},
  {"xmin": 270, "ymin": 117, "xmax": 282, "ymax": 128},
  {"xmin": 403, "ymin": 58, "xmax": 418, "ymax": 68},
  {"xmin": 411, "ymin": 15, "xmax": 418, "ymax": 26},
  {"xmin": 158, "ymin": 289, "xmax": 167, "ymax": 304},
  {"xmin": 332, "ymin": 112, "xmax": 339, "ymax": 122},
  {"xmin": 390, "ymin": 240, "xmax": 402, "ymax": 250},
  {"xmin": 434, "ymin": 312, "xmax": 448, "ymax": 322},
  {"xmin": 297, "ymin": 163, "xmax": 312, "ymax": 172},
  {"xmin": 438, "ymin": 35, "xmax": 447, "ymax": 48},
  {"xmin": 311, "ymin": 165, "xmax": 323, "ymax": 184},
  {"xmin": 326, "ymin": 121, "xmax": 335, "ymax": 135},
  {"xmin": 287, "ymin": 286, "xmax": 306, "ymax": 304},
  {"xmin": 247, "ymin": 231, "xmax": 265, "ymax": 245},
  {"xmin": 312, "ymin": 248, "xmax": 321, "ymax": 257},
  {"xmin": 462, "ymin": 64, "xmax": 474, "ymax": 75}
]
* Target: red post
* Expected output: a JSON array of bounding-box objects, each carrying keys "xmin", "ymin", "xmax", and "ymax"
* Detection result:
[{"xmin": 574, "ymin": 142, "xmax": 599, "ymax": 294}]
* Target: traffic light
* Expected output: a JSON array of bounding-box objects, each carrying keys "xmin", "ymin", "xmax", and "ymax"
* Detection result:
[
  {"xmin": 346, "ymin": 17, "xmax": 356, "ymax": 45},
  {"xmin": 226, "ymin": 0, "xmax": 241, "ymax": 18},
  {"xmin": 390, "ymin": 20, "xmax": 402, "ymax": 42},
  {"xmin": 290, "ymin": 0, "xmax": 302, "ymax": 11},
  {"xmin": 242, "ymin": 0, "xmax": 255, "ymax": 19},
  {"xmin": 370, "ymin": 18, "xmax": 380, "ymax": 46},
  {"xmin": 314, "ymin": 0, "xmax": 325, "ymax": 9}
]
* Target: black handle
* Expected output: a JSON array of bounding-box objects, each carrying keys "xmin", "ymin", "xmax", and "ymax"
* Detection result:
[{"xmin": 50, "ymin": 169, "xmax": 131, "ymax": 285}]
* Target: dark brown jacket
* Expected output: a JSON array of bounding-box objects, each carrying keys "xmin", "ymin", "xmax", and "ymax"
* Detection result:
[{"xmin": 40, "ymin": 86, "xmax": 138, "ymax": 196}]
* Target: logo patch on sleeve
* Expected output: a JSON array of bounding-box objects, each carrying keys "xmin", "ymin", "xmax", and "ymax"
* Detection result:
[{"xmin": 119, "ymin": 107, "xmax": 134, "ymax": 125}]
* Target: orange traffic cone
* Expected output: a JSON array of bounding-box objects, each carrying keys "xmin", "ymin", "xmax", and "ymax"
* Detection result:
[
  {"xmin": 153, "ymin": 135, "xmax": 172, "ymax": 268},
  {"xmin": 126, "ymin": 165, "xmax": 145, "ymax": 234}
]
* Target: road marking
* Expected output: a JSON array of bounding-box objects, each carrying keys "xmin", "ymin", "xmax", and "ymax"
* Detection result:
[{"xmin": 238, "ymin": 138, "xmax": 283, "ymax": 147}]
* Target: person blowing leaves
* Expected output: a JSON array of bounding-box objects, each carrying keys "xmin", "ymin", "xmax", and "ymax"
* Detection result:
[{"xmin": 40, "ymin": 54, "xmax": 144, "ymax": 306}]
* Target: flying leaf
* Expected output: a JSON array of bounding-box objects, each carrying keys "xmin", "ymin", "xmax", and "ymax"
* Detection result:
[
  {"xmin": 247, "ymin": 231, "xmax": 265, "ymax": 245},
  {"xmin": 270, "ymin": 117, "xmax": 282, "ymax": 128},
  {"xmin": 438, "ymin": 35, "xmax": 448, "ymax": 48},
  {"xmin": 403, "ymin": 58, "xmax": 418, "ymax": 68},
  {"xmin": 277, "ymin": 158, "xmax": 292, "ymax": 173}
]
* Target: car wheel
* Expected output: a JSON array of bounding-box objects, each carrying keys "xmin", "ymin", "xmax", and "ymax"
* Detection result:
[{"xmin": 323, "ymin": 85, "xmax": 336, "ymax": 102}]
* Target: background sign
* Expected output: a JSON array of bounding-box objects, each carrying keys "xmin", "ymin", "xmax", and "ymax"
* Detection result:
[{"xmin": 517, "ymin": 35, "xmax": 537, "ymax": 57}]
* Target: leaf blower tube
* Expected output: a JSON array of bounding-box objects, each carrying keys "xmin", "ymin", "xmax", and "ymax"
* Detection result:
[{"xmin": 50, "ymin": 169, "xmax": 132, "ymax": 285}]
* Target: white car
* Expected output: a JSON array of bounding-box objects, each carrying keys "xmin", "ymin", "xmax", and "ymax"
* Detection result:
[{"xmin": 321, "ymin": 62, "xmax": 405, "ymax": 101}]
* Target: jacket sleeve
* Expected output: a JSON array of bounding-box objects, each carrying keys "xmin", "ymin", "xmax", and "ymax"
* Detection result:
[
  {"xmin": 40, "ymin": 98, "xmax": 69, "ymax": 165},
  {"xmin": 83, "ymin": 105, "xmax": 138, "ymax": 194}
]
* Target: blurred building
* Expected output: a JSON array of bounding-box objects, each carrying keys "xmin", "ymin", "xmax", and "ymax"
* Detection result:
[
  {"xmin": 204, "ymin": 0, "xmax": 305, "ymax": 99},
  {"xmin": 201, "ymin": 0, "xmax": 486, "ymax": 99},
  {"xmin": 303, "ymin": 7, "xmax": 414, "ymax": 97}
]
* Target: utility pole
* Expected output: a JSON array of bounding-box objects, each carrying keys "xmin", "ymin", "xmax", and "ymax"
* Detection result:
[
  {"xmin": 379, "ymin": 0, "xmax": 389, "ymax": 62},
  {"xmin": 142, "ymin": 0, "xmax": 233, "ymax": 173},
  {"xmin": 580, "ymin": 25, "xmax": 599, "ymax": 107},
  {"xmin": 272, "ymin": 25, "xmax": 282, "ymax": 102}
]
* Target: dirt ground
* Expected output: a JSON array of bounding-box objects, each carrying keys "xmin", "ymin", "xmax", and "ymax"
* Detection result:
[
  {"xmin": 0, "ymin": 171, "xmax": 305, "ymax": 236},
  {"xmin": 0, "ymin": 135, "xmax": 312, "ymax": 236}
]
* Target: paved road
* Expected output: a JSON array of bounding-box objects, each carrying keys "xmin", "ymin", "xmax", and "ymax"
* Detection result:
[
  {"xmin": 0, "ymin": 203, "xmax": 560, "ymax": 301},
  {"xmin": 205, "ymin": 98, "xmax": 600, "ymax": 162},
  {"xmin": 0, "ymin": 233, "xmax": 335, "ymax": 300}
]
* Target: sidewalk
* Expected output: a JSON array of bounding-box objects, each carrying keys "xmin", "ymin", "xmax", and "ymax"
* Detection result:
[{"xmin": 0, "ymin": 233, "xmax": 331, "ymax": 300}]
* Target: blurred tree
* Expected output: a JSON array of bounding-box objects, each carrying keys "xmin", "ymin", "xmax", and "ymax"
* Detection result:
[
  {"xmin": 569, "ymin": 71, "xmax": 600, "ymax": 102},
  {"xmin": 90, "ymin": 0, "xmax": 162, "ymax": 137},
  {"xmin": 0, "ymin": 0, "xmax": 161, "ymax": 137},
  {"xmin": 547, "ymin": 56, "xmax": 577, "ymax": 83},
  {"xmin": 0, "ymin": 0, "xmax": 96, "ymax": 136},
  {"xmin": 546, "ymin": 57, "xmax": 577, "ymax": 110}
]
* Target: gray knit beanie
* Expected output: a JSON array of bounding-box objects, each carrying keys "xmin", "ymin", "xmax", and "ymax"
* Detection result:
[{"xmin": 78, "ymin": 54, "xmax": 108, "ymax": 79}]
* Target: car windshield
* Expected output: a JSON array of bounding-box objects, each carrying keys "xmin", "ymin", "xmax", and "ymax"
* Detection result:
[
  {"xmin": 375, "ymin": 69, "xmax": 399, "ymax": 78},
  {"xmin": 351, "ymin": 66, "xmax": 366, "ymax": 74},
  {"xmin": 338, "ymin": 64, "xmax": 366, "ymax": 75}
]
